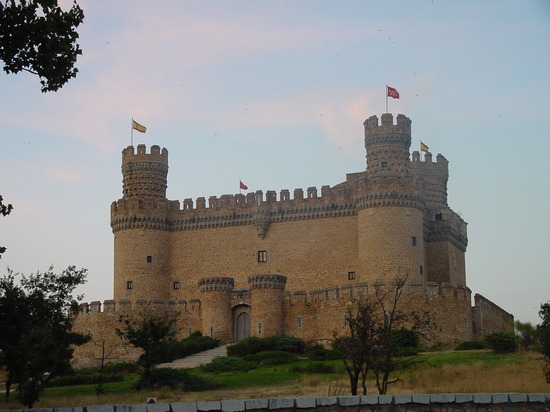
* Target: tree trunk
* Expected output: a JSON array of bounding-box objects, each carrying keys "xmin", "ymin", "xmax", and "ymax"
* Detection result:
[{"xmin": 4, "ymin": 378, "xmax": 11, "ymax": 400}]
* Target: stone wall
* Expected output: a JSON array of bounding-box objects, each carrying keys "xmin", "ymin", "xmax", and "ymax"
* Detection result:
[
  {"xmin": 472, "ymin": 294, "xmax": 514, "ymax": 340},
  {"xmin": 12, "ymin": 393, "xmax": 549, "ymax": 412}
]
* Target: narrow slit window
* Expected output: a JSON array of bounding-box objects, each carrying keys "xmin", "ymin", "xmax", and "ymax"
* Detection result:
[
  {"xmin": 411, "ymin": 236, "xmax": 417, "ymax": 246},
  {"xmin": 126, "ymin": 281, "xmax": 133, "ymax": 290}
]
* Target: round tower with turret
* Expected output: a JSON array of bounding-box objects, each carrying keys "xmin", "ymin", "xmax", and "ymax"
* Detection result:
[
  {"xmin": 248, "ymin": 274, "xmax": 287, "ymax": 338},
  {"xmin": 356, "ymin": 114, "xmax": 426, "ymax": 284},
  {"xmin": 111, "ymin": 144, "xmax": 172, "ymax": 303},
  {"xmin": 198, "ymin": 277, "xmax": 234, "ymax": 342}
]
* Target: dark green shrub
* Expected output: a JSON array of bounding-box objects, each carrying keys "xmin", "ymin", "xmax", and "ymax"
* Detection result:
[
  {"xmin": 103, "ymin": 362, "xmax": 143, "ymax": 374},
  {"xmin": 243, "ymin": 351, "xmax": 297, "ymax": 365},
  {"xmin": 227, "ymin": 335, "xmax": 305, "ymax": 357},
  {"xmin": 227, "ymin": 337, "xmax": 268, "ymax": 357},
  {"xmin": 265, "ymin": 335, "xmax": 306, "ymax": 354},
  {"xmin": 289, "ymin": 362, "xmax": 336, "ymax": 374},
  {"xmin": 483, "ymin": 332, "xmax": 519, "ymax": 354},
  {"xmin": 46, "ymin": 373, "xmax": 124, "ymax": 387},
  {"xmin": 392, "ymin": 328, "xmax": 419, "ymax": 349},
  {"xmin": 136, "ymin": 367, "xmax": 217, "ymax": 390},
  {"xmin": 307, "ymin": 345, "xmax": 342, "ymax": 361},
  {"xmin": 154, "ymin": 333, "xmax": 220, "ymax": 364},
  {"xmin": 394, "ymin": 346, "xmax": 419, "ymax": 357},
  {"xmin": 200, "ymin": 356, "xmax": 257, "ymax": 373},
  {"xmin": 455, "ymin": 340, "xmax": 486, "ymax": 351}
]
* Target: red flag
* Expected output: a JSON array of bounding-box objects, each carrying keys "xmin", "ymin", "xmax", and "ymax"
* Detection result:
[
  {"xmin": 240, "ymin": 180, "xmax": 248, "ymax": 190},
  {"xmin": 420, "ymin": 142, "xmax": 429, "ymax": 152},
  {"xmin": 387, "ymin": 86, "xmax": 400, "ymax": 99}
]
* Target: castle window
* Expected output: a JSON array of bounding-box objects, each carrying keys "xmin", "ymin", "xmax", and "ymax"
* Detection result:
[
  {"xmin": 258, "ymin": 323, "xmax": 262, "ymax": 334},
  {"xmin": 420, "ymin": 265, "xmax": 423, "ymax": 275},
  {"xmin": 381, "ymin": 161, "xmax": 388, "ymax": 168},
  {"xmin": 297, "ymin": 316, "xmax": 302, "ymax": 328},
  {"xmin": 210, "ymin": 327, "xmax": 214, "ymax": 338},
  {"xmin": 435, "ymin": 212, "xmax": 443, "ymax": 221},
  {"xmin": 347, "ymin": 271, "xmax": 356, "ymax": 281},
  {"xmin": 173, "ymin": 281, "xmax": 180, "ymax": 290},
  {"xmin": 411, "ymin": 236, "xmax": 417, "ymax": 246},
  {"xmin": 146, "ymin": 255, "xmax": 152, "ymax": 264},
  {"xmin": 187, "ymin": 327, "xmax": 192, "ymax": 336},
  {"xmin": 126, "ymin": 281, "xmax": 133, "ymax": 290},
  {"xmin": 257, "ymin": 250, "xmax": 267, "ymax": 263}
]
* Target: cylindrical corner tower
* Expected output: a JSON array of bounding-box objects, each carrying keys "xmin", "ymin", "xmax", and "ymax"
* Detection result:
[
  {"xmin": 111, "ymin": 144, "xmax": 172, "ymax": 303},
  {"xmin": 249, "ymin": 274, "xmax": 287, "ymax": 338},
  {"xmin": 199, "ymin": 277, "xmax": 234, "ymax": 342},
  {"xmin": 357, "ymin": 114, "xmax": 426, "ymax": 284}
]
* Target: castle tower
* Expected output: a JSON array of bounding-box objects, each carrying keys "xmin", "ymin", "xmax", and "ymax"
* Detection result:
[
  {"xmin": 111, "ymin": 144, "xmax": 172, "ymax": 303},
  {"xmin": 198, "ymin": 277, "xmax": 234, "ymax": 342},
  {"xmin": 357, "ymin": 114, "xmax": 426, "ymax": 283},
  {"xmin": 248, "ymin": 274, "xmax": 287, "ymax": 337}
]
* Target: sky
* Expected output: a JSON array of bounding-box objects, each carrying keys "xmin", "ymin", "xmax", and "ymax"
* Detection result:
[{"xmin": 1, "ymin": 1, "xmax": 549, "ymax": 325}]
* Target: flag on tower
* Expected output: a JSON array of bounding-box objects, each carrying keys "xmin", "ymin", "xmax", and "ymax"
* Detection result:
[
  {"xmin": 240, "ymin": 180, "xmax": 248, "ymax": 190},
  {"xmin": 132, "ymin": 119, "xmax": 147, "ymax": 133},
  {"xmin": 387, "ymin": 86, "xmax": 400, "ymax": 99},
  {"xmin": 420, "ymin": 142, "xmax": 429, "ymax": 152}
]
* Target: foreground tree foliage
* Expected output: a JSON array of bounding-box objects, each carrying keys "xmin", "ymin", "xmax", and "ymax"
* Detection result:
[
  {"xmin": 0, "ymin": 266, "xmax": 88, "ymax": 407},
  {"xmin": 0, "ymin": 0, "xmax": 84, "ymax": 92},
  {"xmin": 333, "ymin": 275, "xmax": 431, "ymax": 395},
  {"xmin": 116, "ymin": 309, "xmax": 178, "ymax": 377},
  {"xmin": 538, "ymin": 301, "xmax": 550, "ymax": 383},
  {"xmin": 0, "ymin": 195, "xmax": 13, "ymax": 258},
  {"xmin": 514, "ymin": 320, "xmax": 539, "ymax": 351}
]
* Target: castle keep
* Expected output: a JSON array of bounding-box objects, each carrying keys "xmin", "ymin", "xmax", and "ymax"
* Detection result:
[{"xmin": 73, "ymin": 113, "xmax": 513, "ymax": 363}]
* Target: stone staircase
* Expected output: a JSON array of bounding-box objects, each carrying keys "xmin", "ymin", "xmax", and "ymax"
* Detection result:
[{"xmin": 157, "ymin": 344, "xmax": 229, "ymax": 369}]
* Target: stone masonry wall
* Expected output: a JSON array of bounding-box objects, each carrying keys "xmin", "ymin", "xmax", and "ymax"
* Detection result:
[
  {"xmin": 12, "ymin": 393, "xmax": 550, "ymax": 412},
  {"xmin": 472, "ymin": 294, "xmax": 514, "ymax": 340},
  {"xmin": 283, "ymin": 281, "xmax": 473, "ymax": 345}
]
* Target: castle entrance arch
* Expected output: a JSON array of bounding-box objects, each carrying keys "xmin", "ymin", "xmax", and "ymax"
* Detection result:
[{"xmin": 233, "ymin": 305, "xmax": 251, "ymax": 342}]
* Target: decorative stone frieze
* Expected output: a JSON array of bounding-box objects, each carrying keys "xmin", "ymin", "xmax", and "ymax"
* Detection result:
[
  {"xmin": 198, "ymin": 277, "xmax": 235, "ymax": 292},
  {"xmin": 248, "ymin": 274, "xmax": 287, "ymax": 290}
]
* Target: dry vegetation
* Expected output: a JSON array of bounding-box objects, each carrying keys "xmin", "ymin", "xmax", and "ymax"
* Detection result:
[{"xmin": 1, "ymin": 351, "xmax": 548, "ymax": 409}]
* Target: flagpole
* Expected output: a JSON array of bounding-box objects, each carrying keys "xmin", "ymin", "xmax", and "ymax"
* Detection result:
[
  {"xmin": 385, "ymin": 85, "xmax": 388, "ymax": 113},
  {"xmin": 131, "ymin": 118, "xmax": 134, "ymax": 147}
]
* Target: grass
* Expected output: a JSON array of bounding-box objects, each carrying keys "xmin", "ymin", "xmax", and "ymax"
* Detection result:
[{"xmin": 0, "ymin": 351, "xmax": 547, "ymax": 409}]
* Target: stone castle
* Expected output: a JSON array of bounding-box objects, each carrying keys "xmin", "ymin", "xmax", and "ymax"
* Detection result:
[{"xmin": 73, "ymin": 113, "xmax": 513, "ymax": 364}]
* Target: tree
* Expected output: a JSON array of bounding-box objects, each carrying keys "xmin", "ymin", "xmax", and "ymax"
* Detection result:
[
  {"xmin": 515, "ymin": 320, "xmax": 538, "ymax": 351},
  {"xmin": 0, "ymin": 266, "xmax": 89, "ymax": 407},
  {"xmin": 0, "ymin": 195, "xmax": 13, "ymax": 258},
  {"xmin": 0, "ymin": 0, "xmax": 84, "ymax": 92},
  {"xmin": 334, "ymin": 275, "xmax": 431, "ymax": 395},
  {"xmin": 538, "ymin": 301, "xmax": 550, "ymax": 383},
  {"xmin": 116, "ymin": 308, "xmax": 178, "ymax": 377}
]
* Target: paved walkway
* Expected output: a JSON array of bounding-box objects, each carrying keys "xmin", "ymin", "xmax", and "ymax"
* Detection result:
[{"xmin": 157, "ymin": 344, "xmax": 229, "ymax": 369}]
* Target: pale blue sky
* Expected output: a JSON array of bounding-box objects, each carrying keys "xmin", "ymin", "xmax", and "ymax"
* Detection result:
[{"xmin": 1, "ymin": 1, "xmax": 549, "ymax": 324}]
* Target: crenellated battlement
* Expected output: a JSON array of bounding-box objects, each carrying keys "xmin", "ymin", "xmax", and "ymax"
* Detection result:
[
  {"xmin": 364, "ymin": 113, "xmax": 412, "ymax": 136},
  {"xmin": 285, "ymin": 280, "xmax": 470, "ymax": 306},
  {"xmin": 78, "ymin": 298, "xmax": 202, "ymax": 314},
  {"xmin": 122, "ymin": 144, "xmax": 168, "ymax": 166}
]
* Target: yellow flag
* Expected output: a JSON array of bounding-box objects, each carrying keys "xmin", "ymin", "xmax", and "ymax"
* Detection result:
[{"xmin": 132, "ymin": 120, "xmax": 147, "ymax": 133}]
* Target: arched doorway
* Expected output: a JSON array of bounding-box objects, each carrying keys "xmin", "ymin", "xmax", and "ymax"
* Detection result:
[{"xmin": 233, "ymin": 305, "xmax": 251, "ymax": 342}]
